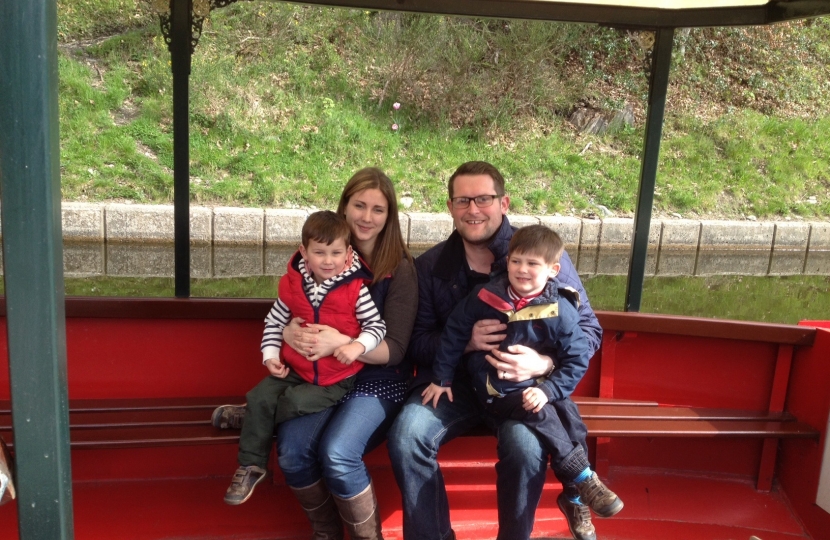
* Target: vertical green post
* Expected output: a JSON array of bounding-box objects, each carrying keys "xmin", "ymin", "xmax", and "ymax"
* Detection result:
[
  {"xmin": 0, "ymin": 0, "xmax": 74, "ymax": 538},
  {"xmin": 625, "ymin": 27, "xmax": 674, "ymax": 312},
  {"xmin": 172, "ymin": 0, "xmax": 192, "ymax": 298}
]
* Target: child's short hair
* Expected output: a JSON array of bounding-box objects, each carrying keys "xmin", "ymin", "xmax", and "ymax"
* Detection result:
[
  {"xmin": 508, "ymin": 225, "xmax": 564, "ymax": 265},
  {"xmin": 301, "ymin": 210, "xmax": 351, "ymax": 247}
]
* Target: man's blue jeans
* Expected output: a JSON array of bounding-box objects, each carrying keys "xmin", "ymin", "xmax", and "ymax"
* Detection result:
[
  {"xmin": 387, "ymin": 381, "xmax": 549, "ymax": 540},
  {"xmin": 276, "ymin": 395, "xmax": 401, "ymax": 498}
]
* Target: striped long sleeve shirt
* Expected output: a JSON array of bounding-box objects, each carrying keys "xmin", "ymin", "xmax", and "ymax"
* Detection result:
[{"xmin": 261, "ymin": 255, "xmax": 386, "ymax": 363}]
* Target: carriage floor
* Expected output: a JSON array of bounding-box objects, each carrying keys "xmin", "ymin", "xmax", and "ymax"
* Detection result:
[{"xmin": 0, "ymin": 444, "xmax": 811, "ymax": 540}]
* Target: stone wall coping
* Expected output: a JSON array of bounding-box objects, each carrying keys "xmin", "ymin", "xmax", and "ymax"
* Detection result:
[{"xmin": 2, "ymin": 203, "xmax": 828, "ymax": 254}]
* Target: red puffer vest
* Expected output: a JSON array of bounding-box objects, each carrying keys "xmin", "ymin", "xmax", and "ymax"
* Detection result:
[{"xmin": 278, "ymin": 252, "xmax": 371, "ymax": 385}]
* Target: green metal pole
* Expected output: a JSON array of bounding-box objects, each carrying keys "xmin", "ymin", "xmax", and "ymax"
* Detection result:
[
  {"xmin": 625, "ymin": 27, "xmax": 674, "ymax": 312},
  {"xmin": 172, "ymin": 0, "xmax": 192, "ymax": 298},
  {"xmin": 0, "ymin": 0, "xmax": 74, "ymax": 538}
]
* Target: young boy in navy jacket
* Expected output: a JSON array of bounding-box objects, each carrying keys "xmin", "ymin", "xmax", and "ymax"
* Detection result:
[{"xmin": 423, "ymin": 224, "xmax": 623, "ymax": 526}]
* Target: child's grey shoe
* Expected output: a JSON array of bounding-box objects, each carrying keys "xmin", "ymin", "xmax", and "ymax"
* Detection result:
[
  {"xmin": 224, "ymin": 465, "xmax": 268, "ymax": 505},
  {"xmin": 576, "ymin": 472, "xmax": 624, "ymax": 518},
  {"xmin": 211, "ymin": 404, "xmax": 246, "ymax": 429},
  {"xmin": 557, "ymin": 492, "xmax": 596, "ymax": 540}
]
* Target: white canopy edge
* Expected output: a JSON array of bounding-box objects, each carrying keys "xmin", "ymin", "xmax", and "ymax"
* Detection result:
[
  {"xmin": 530, "ymin": 0, "xmax": 768, "ymax": 8},
  {"xmin": 523, "ymin": 0, "xmax": 770, "ymax": 10}
]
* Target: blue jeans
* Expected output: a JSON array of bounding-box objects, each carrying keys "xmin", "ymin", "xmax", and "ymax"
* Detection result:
[
  {"xmin": 387, "ymin": 381, "xmax": 548, "ymax": 540},
  {"xmin": 486, "ymin": 393, "xmax": 590, "ymax": 482},
  {"xmin": 277, "ymin": 396, "xmax": 401, "ymax": 498}
]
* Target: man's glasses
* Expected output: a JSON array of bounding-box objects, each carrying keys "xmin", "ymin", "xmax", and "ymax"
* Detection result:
[{"xmin": 450, "ymin": 194, "xmax": 501, "ymax": 209}]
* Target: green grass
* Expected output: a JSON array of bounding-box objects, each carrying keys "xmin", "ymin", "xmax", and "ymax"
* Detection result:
[
  {"xmin": 54, "ymin": 1, "xmax": 830, "ymax": 220},
  {"xmin": 62, "ymin": 276, "xmax": 279, "ymax": 298},
  {"xmin": 584, "ymin": 275, "xmax": 830, "ymax": 324}
]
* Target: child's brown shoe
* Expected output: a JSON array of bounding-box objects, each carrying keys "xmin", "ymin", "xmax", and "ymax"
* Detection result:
[
  {"xmin": 576, "ymin": 472, "xmax": 624, "ymax": 518},
  {"xmin": 211, "ymin": 404, "xmax": 246, "ymax": 429},
  {"xmin": 224, "ymin": 465, "xmax": 268, "ymax": 505}
]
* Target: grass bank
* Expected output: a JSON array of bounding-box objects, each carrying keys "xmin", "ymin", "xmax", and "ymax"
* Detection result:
[{"xmin": 57, "ymin": 1, "xmax": 830, "ymax": 219}]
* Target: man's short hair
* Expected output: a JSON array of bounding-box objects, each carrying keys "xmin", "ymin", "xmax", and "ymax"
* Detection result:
[
  {"xmin": 508, "ymin": 225, "xmax": 564, "ymax": 265},
  {"xmin": 301, "ymin": 210, "xmax": 351, "ymax": 248},
  {"xmin": 448, "ymin": 161, "xmax": 506, "ymax": 199}
]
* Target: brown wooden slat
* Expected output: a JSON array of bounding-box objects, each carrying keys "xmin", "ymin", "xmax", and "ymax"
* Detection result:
[
  {"xmin": 0, "ymin": 406, "xmax": 796, "ymax": 431},
  {"xmin": 0, "ymin": 396, "xmax": 656, "ymax": 415},
  {"xmin": 583, "ymin": 419, "xmax": 818, "ymax": 438},
  {"xmin": 578, "ymin": 405, "xmax": 797, "ymax": 421},
  {"xmin": 2, "ymin": 396, "xmax": 658, "ymax": 422},
  {"xmin": 0, "ymin": 397, "xmax": 244, "ymax": 415},
  {"xmin": 63, "ymin": 396, "xmax": 245, "ymax": 412},
  {"xmin": 2, "ymin": 417, "xmax": 818, "ymax": 449},
  {"xmin": 571, "ymin": 396, "xmax": 658, "ymax": 407},
  {"xmin": 2, "ymin": 409, "xmax": 214, "ymax": 430},
  {"xmin": 1, "ymin": 425, "xmax": 240, "ymax": 449},
  {"xmin": 2, "ymin": 397, "xmax": 818, "ymax": 450}
]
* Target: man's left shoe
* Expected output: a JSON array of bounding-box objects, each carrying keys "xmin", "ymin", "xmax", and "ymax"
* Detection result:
[
  {"xmin": 575, "ymin": 472, "xmax": 624, "ymax": 518},
  {"xmin": 557, "ymin": 492, "xmax": 596, "ymax": 540},
  {"xmin": 211, "ymin": 404, "xmax": 246, "ymax": 429}
]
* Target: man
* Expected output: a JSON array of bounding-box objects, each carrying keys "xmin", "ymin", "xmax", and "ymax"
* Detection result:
[{"xmin": 387, "ymin": 161, "xmax": 603, "ymax": 540}]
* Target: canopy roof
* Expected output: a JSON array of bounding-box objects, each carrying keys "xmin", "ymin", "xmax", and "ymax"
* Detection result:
[{"xmin": 284, "ymin": 0, "xmax": 830, "ymax": 28}]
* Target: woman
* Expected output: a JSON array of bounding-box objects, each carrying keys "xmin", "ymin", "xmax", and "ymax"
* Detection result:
[{"xmin": 277, "ymin": 168, "xmax": 417, "ymax": 540}]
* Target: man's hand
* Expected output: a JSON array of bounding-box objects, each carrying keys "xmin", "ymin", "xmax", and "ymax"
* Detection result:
[
  {"xmin": 265, "ymin": 358, "xmax": 289, "ymax": 378},
  {"xmin": 465, "ymin": 318, "xmax": 507, "ymax": 353},
  {"xmin": 485, "ymin": 344, "xmax": 553, "ymax": 383},
  {"xmin": 333, "ymin": 341, "xmax": 365, "ymax": 365},
  {"xmin": 522, "ymin": 387, "xmax": 547, "ymax": 413},
  {"xmin": 421, "ymin": 383, "xmax": 453, "ymax": 409}
]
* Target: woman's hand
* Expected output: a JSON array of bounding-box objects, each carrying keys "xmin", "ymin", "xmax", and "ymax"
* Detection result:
[
  {"xmin": 485, "ymin": 345, "xmax": 553, "ymax": 383},
  {"xmin": 303, "ymin": 324, "xmax": 352, "ymax": 360},
  {"xmin": 283, "ymin": 317, "xmax": 351, "ymax": 361},
  {"xmin": 282, "ymin": 317, "xmax": 314, "ymax": 356}
]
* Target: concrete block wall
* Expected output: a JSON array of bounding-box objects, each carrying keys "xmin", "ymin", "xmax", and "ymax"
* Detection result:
[
  {"xmin": 1, "ymin": 203, "xmax": 826, "ymax": 255},
  {"xmin": 4, "ymin": 203, "xmax": 830, "ymax": 278}
]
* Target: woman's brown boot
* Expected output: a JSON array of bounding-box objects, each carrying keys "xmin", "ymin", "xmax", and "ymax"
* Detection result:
[
  {"xmin": 290, "ymin": 480, "xmax": 344, "ymax": 540},
  {"xmin": 333, "ymin": 481, "xmax": 384, "ymax": 540}
]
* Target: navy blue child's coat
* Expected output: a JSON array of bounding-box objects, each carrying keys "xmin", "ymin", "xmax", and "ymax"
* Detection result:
[{"xmin": 432, "ymin": 273, "xmax": 592, "ymax": 405}]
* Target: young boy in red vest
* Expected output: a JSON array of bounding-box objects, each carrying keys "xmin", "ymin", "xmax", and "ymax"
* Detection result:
[{"xmin": 216, "ymin": 210, "xmax": 386, "ymax": 505}]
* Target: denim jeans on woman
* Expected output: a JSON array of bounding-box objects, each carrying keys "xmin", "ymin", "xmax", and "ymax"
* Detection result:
[
  {"xmin": 276, "ymin": 395, "xmax": 402, "ymax": 498},
  {"xmin": 387, "ymin": 380, "xmax": 551, "ymax": 540}
]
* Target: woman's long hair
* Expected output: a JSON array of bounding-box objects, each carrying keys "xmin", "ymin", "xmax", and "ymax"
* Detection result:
[{"xmin": 337, "ymin": 168, "xmax": 413, "ymax": 284}]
